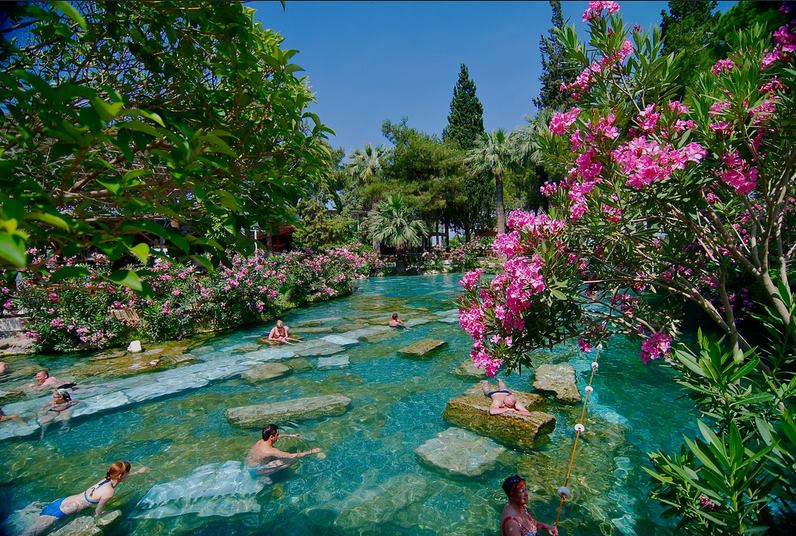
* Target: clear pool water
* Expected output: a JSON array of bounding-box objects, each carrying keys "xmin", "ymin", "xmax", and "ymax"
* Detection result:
[{"xmin": 0, "ymin": 274, "xmax": 697, "ymax": 535}]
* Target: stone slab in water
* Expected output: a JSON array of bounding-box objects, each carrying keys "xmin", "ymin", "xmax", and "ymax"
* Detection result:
[
  {"xmin": 437, "ymin": 316, "xmax": 460, "ymax": 324},
  {"xmin": 134, "ymin": 461, "xmax": 265, "ymax": 520},
  {"xmin": 230, "ymin": 343, "xmax": 260, "ymax": 354},
  {"xmin": 533, "ymin": 363, "xmax": 581, "ymax": 404},
  {"xmin": 294, "ymin": 326, "xmax": 334, "ymax": 334},
  {"xmin": 73, "ymin": 391, "xmax": 131, "ymax": 418},
  {"xmin": 284, "ymin": 358, "xmax": 313, "ymax": 371},
  {"xmin": 343, "ymin": 326, "xmax": 390, "ymax": 340},
  {"xmin": 334, "ymin": 474, "xmax": 429, "ymax": 530},
  {"xmin": 451, "ymin": 359, "xmax": 485, "ymax": 379},
  {"xmin": 316, "ymin": 355, "xmax": 350, "ymax": 369},
  {"xmin": 294, "ymin": 342, "xmax": 345, "ymax": 357},
  {"xmin": 0, "ymin": 420, "xmax": 39, "ymax": 441},
  {"xmin": 398, "ymin": 339, "xmax": 448, "ymax": 357},
  {"xmin": 241, "ymin": 363, "xmax": 292, "ymax": 382},
  {"xmin": 415, "ymin": 427, "xmax": 505, "ymax": 477},
  {"xmin": 442, "ymin": 386, "xmax": 555, "ymax": 449},
  {"xmin": 242, "ymin": 347, "xmax": 295, "ymax": 362},
  {"xmin": 225, "ymin": 394, "xmax": 351, "ymax": 428},
  {"xmin": 321, "ymin": 334, "xmax": 359, "ymax": 346},
  {"xmin": 403, "ymin": 317, "xmax": 432, "ymax": 328}
]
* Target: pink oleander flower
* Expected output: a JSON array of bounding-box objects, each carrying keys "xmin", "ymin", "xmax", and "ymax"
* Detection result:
[
  {"xmin": 540, "ymin": 181, "xmax": 559, "ymax": 197},
  {"xmin": 578, "ymin": 338, "xmax": 594, "ymax": 353},
  {"xmin": 638, "ymin": 104, "xmax": 660, "ymax": 132},
  {"xmin": 668, "ymin": 101, "xmax": 690, "ymax": 115},
  {"xmin": 640, "ymin": 331, "xmax": 671, "ymax": 363},
  {"xmin": 761, "ymin": 49, "xmax": 782, "ymax": 70},
  {"xmin": 699, "ymin": 495, "xmax": 719, "ymax": 511},
  {"xmin": 582, "ymin": 1, "xmax": 620, "ymax": 21},
  {"xmin": 460, "ymin": 268, "xmax": 484, "ymax": 290},
  {"xmin": 549, "ymin": 107, "xmax": 580, "ymax": 135},
  {"xmin": 709, "ymin": 121, "xmax": 733, "ymax": 135},
  {"xmin": 719, "ymin": 150, "xmax": 758, "ymax": 195},
  {"xmin": 712, "ymin": 58, "xmax": 735, "ymax": 75},
  {"xmin": 773, "ymin": 23, "xmax": 796, "ymax": 53},
  {"xmin": 760, "ymin": 77, "xmax": 785, "ymax": 94},
  {"xmin": 492, "ymin": 231, "xmax": 523, "ymax": 258}
]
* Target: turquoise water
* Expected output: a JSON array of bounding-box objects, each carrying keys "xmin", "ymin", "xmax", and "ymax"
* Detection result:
[{"xmin": 0, "ymin": 274, "xmax": 697, "ymax": 535}]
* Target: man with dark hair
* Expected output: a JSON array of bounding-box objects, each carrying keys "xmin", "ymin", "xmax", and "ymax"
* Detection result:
[{"xmin": 244, "ymin": 423, "xmax": 323, "ymax": 478}]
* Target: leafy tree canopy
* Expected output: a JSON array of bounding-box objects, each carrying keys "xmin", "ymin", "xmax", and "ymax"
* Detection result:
[{"xmin": 0, "ymin": 1, "xmax": 332, "ymax": 288}]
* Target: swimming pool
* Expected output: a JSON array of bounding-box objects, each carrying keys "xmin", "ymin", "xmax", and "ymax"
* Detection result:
[{"xmin": 0, "ymin": 274, "xmax": 697, "ymax": 535}]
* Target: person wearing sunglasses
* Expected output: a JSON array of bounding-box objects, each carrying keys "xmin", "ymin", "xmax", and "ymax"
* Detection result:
[{"xmin": 500, "ymin": 475, "xmax": 558, "ymax": 536}]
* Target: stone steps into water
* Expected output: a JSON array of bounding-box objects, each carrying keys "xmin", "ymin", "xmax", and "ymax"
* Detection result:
[
  {"xmin": 442, "ymin": 386, "xmax": 555, "ymax": 449},
  {"xmin": 225, "ymin": 394, "xmax": 351, "ymax": 428},
  {"xmin": 415, "ymin": 427, "xmax": 505, "ymax": 477}
]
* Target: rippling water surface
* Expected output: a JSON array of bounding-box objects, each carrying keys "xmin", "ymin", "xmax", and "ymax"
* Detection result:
[{"xmin": 0, "ymin": 274, "xmax": 697, "ymax": 535}]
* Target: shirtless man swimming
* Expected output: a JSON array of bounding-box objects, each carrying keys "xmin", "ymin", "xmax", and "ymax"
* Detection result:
[
  {"xmin": 245, "ymin": 424, "xmax": 323, "ymax": 478},
  {"xmin": 482, "ymin": 379, "xmax": 531, "ymax": 416},
  {"xmin": 28, "ymin": 370, "xmax": 75, "ymax": 391}
]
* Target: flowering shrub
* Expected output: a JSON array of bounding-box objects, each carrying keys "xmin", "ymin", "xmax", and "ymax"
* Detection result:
[
  {"xmin": 13, "ymin": 247, "xmax": 380, "ymax": 352},
  {"xmin": 459, "ymin": 2, "xmax": 795, "ymax": 532}
]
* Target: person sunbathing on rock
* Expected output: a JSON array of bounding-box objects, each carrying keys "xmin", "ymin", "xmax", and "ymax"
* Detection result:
[
  {"xmin": 38, "ymin": 389, "xmax": 80, "ymax": 438},
  {"xmin": 22, "ymin": 461, "xmax": 148, "ymax": 536},
  {"xmin": 245, "ymin": 423, "xmax": 322, "ymax": 478},
  {"xmin": 267, "ymin": 320, "xmax": 300, "ymax": 344},
  {"xmin": 482, "ymin": 379, "xmax": 531, "ymax": 416}
]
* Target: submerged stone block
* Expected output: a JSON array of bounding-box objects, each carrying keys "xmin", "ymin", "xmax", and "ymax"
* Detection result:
[
  {"xmin": 398, "ymin": 339, "xmax": 448, "ymax": 357},
  {"xmin": 415, "ymin": 427, "xmax": 505, "ymax": 477},
  {"xmin": 225, "ymin": 394, "xmax": 351, "ymax": 428},
  {"xmin": 294, "ymin": 342, "xmax": 345, "ymax": 357},
  {"xmin": 334, "ymin": 474, "xmax": 429, "ymax": 530},
  {"xmin": 451, "ymin": 359, "xmax": 485, "ymax": 379},
  {"xmin": 316, "ymin": 355, "xmax": 350, "ymax": 369},
  {"xmin": 442, "ymin": 387, "xmax": 555, "ymax": 449},
  {"xmin": 241, "ymin": 363, "xmax": 292, "ymax": 383},
  {"xmin": 133, "ymin": 461, "xmax": 265, "ymax": 520},
  {"xmin": 533, "ymin": 364, "xmax": 581, "ymax": 404},
  {"xmin": 321, "ymin": 335, "xmax": 359, "ymax": 346}
]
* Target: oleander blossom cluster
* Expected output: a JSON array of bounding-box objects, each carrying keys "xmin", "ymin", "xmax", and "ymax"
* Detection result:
[
  {"xmin": 458, "ymin": 211, "xmax": 567, "ymax": 376},
  {"xmin": 12, "ymin": 247, "xmax": 381, "ymax": 352}
]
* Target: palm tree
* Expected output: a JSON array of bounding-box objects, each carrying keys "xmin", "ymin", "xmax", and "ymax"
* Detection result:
[
  {"xmin": 465, "ymin": 129, "xmax": 513, "ymax": 234},
  {"xmin": 365, "ymin": 194, "xmax": 427, "ymax": 254},
  {"xmin": 507, "ymin": 110, "xmax": 552, "ymax": 212},
  {"xmin": 346, "ymin": 144, "xmax": 389, "ymax": 189}
]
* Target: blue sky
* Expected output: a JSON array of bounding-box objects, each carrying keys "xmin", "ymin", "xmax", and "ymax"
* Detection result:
[{"xmin": 253, "ymin": 1, "xmax": 735, "ymax": 154}]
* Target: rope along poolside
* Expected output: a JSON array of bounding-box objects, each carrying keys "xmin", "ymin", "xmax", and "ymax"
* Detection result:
[{"xmin": 554, "ymin": 344, "xmax": 602, "ymax": 528}]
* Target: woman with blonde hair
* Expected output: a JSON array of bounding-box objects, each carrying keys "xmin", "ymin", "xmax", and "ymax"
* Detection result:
[{"xmin": 23, "ymin": 461, "xmax": 148, "ymax": 535}]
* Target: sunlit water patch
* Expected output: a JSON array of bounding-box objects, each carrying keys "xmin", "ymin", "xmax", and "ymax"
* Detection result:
[{"xmin": 0, "ymin": 274, "xmax": 697, "ymax": 535}]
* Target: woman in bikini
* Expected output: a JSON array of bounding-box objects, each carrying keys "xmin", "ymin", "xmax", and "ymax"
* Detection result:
[
  {"xmin": 500, "ymin": 475, "xmax": 558, "ymax": 536},
  {"xmin": 23, "ymin": 461, "xmax": 149, "ymax": 535},
  {"xmin": 481, "ymin": 379, "xmax": 532, "ymax": 416},
  {"xmin": 38, "ymin": 389, "xmax": 80, "ymax": 438},
  {"xmin": 267, "ymin": 320, "xmax": 299, "ymax": 344}
]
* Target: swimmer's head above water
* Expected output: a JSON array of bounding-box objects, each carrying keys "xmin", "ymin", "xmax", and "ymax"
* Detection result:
[{"xmin": 262, "ymin": 423, "xmax": 279, "ymax": 441}]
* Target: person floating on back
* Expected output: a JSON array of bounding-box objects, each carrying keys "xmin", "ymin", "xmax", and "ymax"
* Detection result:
[
  {"xmin": 500, "ymin": 474, "xmax": 558, "ymax": 536},
  {"xmin": 388, "ymin": 313, "xmax": 407, "ymax": 329},
  {"xmin": 22, "ymin": 461, "xmax": 149, "ymax": 536},
  {"xmin": 267, "ymin": 320, "xmax": 300, "ymax": 344},
  {"xmin": 482, "ymin": 379, "xmax": 532, "ymax": 416},
  {"xmin": 245, "ymin": 423, "xmax": 323, "ymax": 478}
]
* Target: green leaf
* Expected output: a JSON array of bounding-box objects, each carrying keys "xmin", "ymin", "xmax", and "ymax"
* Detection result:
[
  {"xmin": 119, "ymin": 120, "xmax": 159, "ymax": 137},
  {"xmin": 129, "ymin": 243, "xmax": 150, "ymax": 263},
  {"xmin": 50, "ymin": 266, "xmax": 89, "ymax": 282},
  {"xmin": 91, "ymin": 98, "xmax": 123, "ymax": 121},
  {"xmin": 0, "ymin": 233, "xmax": 27, "ymax": 267},
  {"xmin": 53, "ymin": 1, "xmax": 87, "ymax": 31},
  {"xmin": 108, "ymin": 269, "xmax": 142, "ymax": 291},
  {"xmin": 26, "ymin": 211, "xmax": 71, "ymax": 231}
]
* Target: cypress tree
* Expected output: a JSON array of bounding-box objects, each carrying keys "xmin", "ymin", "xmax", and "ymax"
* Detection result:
[
  {"xmin": 534, "ymin": 0, "xmax": 577, "ymax": 111},
  {"xmin": 442, "ymin": 64, "xmax": 492, "ymax": 239},
  {"xmin": 442, "ymin": 64, "xmax": 485, "ymax": 150},
  {"xmin": 660, "ymin": 0, "xmax": 719, "ymax": 88}
]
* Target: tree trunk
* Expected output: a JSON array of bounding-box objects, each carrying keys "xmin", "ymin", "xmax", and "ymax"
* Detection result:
[
  {"xmin": 495, "ymin": 172, "xmax": 506, "ymax": 234},
  {"xmin": 464, "ymin": 225, "xmax": 471, "ymax": 242}
]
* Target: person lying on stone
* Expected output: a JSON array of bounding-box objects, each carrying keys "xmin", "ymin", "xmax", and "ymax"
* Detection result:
[
  {"xmin": 28, "ymin": 369, "xmax": 76, "ymax": 391},
  {"xmin": 245, "ymin": 423, "xmax": 322, "ymax": 478},
  {"xmin": 481, "ymin": 379, "xmax": 532, "ymax": 416},
  {"xmin": 38, "ymin": 389, "xmax": 80, "ymax": 438},
  {"xmin": 500, "ymin": 474, "xmax": 558, "ymax": 536},
  {"xmin": 389, "ymin": 313, "xmax": 408, "ymax": 329},
  {"xmin": 0, "ymin": 360, "xmax": 7, "ymax": 375},
  {"xmin": 0, "ymin": 406, "xmax": 26, "ymax": 425},
  {"xmin": 267, "ymin": 320, "xmax": 301, "ymax": 344},
  {"xmin": 22, "ymin": 461, "xmax": 148, "ymax": 536}
]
